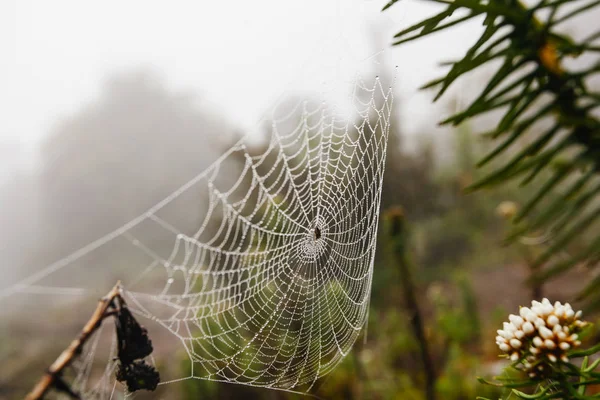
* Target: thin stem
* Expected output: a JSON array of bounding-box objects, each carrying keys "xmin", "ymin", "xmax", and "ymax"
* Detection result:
[{"xmin": 387, "ymin": 207, "xmax": 437, "ymax": 400}]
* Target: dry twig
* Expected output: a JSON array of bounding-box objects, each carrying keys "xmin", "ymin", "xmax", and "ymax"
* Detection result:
[{"xmin": 25, "ymin": 281, "xmax": 159, "ymax": 400}]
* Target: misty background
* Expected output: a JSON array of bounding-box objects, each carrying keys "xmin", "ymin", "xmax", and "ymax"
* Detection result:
[
  {"xmin": 0, "ymin": 0, "xmax": 486, "ymax": 291},
  {"xmin": 3, "ymin": 1, "xmax": 600, "ymax": 399}
]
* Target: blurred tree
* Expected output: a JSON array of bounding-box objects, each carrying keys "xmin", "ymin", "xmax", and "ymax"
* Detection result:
[
  {"xmin": 38, "ymin": 69, "xmax": 240, "ymax": 257},
  {"xmin": 0, "ymin": 170, "xmax": 41, "ymax": 292}
]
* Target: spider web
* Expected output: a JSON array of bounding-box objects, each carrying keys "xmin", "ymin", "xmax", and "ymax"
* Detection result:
[
  {"xmin": 129, "ymin": 77, "xmax": 392, "ymax": 391},
  {"xmin": 2, "ymin": 72, "xmax": 393, "ymax": 397}
]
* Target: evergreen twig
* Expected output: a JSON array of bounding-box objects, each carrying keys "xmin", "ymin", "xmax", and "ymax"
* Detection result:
[{"xmin": 384, "ymin": 0, "xmax": 600, "ymax": 308}]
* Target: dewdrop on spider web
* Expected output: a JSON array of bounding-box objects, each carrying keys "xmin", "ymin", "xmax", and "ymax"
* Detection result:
[{"xmin": 495, "ymin": 298, "xmax": 588, "ymax": 379}]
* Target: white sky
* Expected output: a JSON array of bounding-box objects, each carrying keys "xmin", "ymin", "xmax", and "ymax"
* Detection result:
[{"xmin": 0, "ymin": 0, "xmax": 481, "ymax": 175}]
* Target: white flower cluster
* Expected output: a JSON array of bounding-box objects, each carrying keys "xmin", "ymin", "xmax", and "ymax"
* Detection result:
[{"xmin": 496, "ymin": 298, "xmax": 587, "ymax": 376}]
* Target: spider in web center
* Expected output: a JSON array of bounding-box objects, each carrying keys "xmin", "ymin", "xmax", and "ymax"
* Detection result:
[{"xmin": 314, "ymin": 227, "xmax": 321, "ymax": 240}]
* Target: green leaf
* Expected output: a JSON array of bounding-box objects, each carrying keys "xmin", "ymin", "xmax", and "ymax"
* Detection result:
[
  {"xmin": 552, "ymin": 0, "xmax": 600, "ymax": 25},
  {"xmin": 518, "ymin": 136, "xmax": 571, "ymax": 185},
  {"xmin": 570, "ymin": 342, "xmax": 600, "ymax": 358},
  {"xmin": 507, "ymin": 168, "xmax": 594, "ymax": 240},
  {"xmin": 467, "ymin": 153, "xmax": 545, "ymax": 190},
  {"xmin": 393, "ymin": 12, "xmax": 478, "ymax": 46},
  {"xmin": 514, "ymin": 161, "xmax": 575, "ymax": 222},
  {"xmin": 532, "ymin": 202, "xmax": 600, "ymax": 269},
  {"xmin": 443, "ymin": 69, "xmax": 536, "ymax": 126},
  {"xmin": 381, "ymin": 0, "xmax": 400, "ymax": 11},
  {"xmin": 512, "ymin": 386, "xmax": 551, "ymax": 399},
  {"xmin": 578, "ymin": 271, "xmax": 600, "ymax": 300},
  {"xmin": 583, "ymin": 357, "xmax": 600, "ymax": 373},
  {"xmin": 477, "ymin": 103, "xmax": 556, "ymax": 169}
]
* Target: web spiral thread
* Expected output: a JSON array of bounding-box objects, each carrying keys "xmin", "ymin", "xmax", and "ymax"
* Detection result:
[{"xmin": 4, "ymin": 75, "xmax": 393, "ymax": 396}]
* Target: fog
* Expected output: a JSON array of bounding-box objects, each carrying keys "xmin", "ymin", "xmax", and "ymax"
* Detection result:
[
  {"xmin": 1, "ymin": 1, "xmax": 483, "ymax": 147},
  {"xmin": 0, "ymin": 0, "xmax": 487, "ymax": 294},
  {"xmin": 3, "ymin": 1, "xmax": 600, "ymax": 399},
  {"xmin": 3, "ymin": 0, "xmax": 599, "ymax": 301}
]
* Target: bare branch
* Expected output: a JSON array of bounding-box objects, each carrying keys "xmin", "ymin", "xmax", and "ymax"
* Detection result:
[{"xmin": 25, "ymin": 282, "xmax": 123, "ymax": 400}]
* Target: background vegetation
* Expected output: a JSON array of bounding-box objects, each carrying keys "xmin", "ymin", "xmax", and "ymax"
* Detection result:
[{"xmin": 2, "ymin": 1, "xmax": 600, "ymax": 398}]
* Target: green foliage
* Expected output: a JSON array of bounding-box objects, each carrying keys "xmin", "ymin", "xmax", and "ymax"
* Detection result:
[
  {"xmin": 161, "ymin": 113, "xmax": 565, "ymax": 400},
  {"xmin": 437, "ymin": 342, "xmax": 483, "ymax": 399},
  {"xmin": 384, "ymin": 0, "xmax": 600, "ymax": 310},
  {"xmin": 428, "ymin": 274, "xmax": 482, "ymax": 346},
  {"xmin": 478, "ymin": 351, "xmax": 600, "ymax": 399}
]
